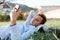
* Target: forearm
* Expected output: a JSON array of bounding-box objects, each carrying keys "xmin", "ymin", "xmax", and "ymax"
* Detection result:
[
  {"xmin": 22, "ymin": 26, "xmax": 35, "ymax": 40},
  {"xmin": 26, "ymin": 10, "xmax": 36, "ymax": 24},
  {"xmin": 10, "ymin": 5, "xmax": 20, "ymax": 25},
  {"xmin": 10, "ymin": 19, "xmax": 16, "ymax": 25}
]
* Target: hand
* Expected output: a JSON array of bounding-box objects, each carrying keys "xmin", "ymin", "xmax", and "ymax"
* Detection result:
[
  {"xmin": 10, "ymin": 5, "xmax": 20, "ymax": 24},
  {"xmin": 37, "ymin": 9, "xmax": 43, "ymax": 14}
]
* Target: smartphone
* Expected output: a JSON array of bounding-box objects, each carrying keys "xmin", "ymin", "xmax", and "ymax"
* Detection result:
[{"xmin": 15, "ymin": 5, "xmax": 20, "ymax": 12}]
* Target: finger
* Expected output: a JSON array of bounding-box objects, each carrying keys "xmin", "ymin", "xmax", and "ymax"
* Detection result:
[
  {"xmin": 12, "ymin": 5, "xmax": 19, "ymax": 11},
  {"xmin": 12, "ymin": 5, "xmax": 17, "ymax": 12},
  {"xmin": 11, "ymin": 5, "xmax": 20, "ymax": 15},
  {"xmin": 15, "ymin": 5, "xmax": 20, "ymax": 12},
  {"xmin": 11, "ymin": 7, "xmax": 17, "ymax": 13}
]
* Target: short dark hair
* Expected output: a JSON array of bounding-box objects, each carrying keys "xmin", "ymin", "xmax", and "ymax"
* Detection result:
[{"xmin": 38, "ymin": 14, "xmax": 47, "ymax": 24}]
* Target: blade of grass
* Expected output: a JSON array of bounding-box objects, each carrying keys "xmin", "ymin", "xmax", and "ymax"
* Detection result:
[{"xmin": 53, "ymin": 32, "xmax": 59, "ymax": 40}]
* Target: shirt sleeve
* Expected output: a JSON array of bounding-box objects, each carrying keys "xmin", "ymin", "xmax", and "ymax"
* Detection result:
[
  {"xmin": 26, "ymin": 10, "xmax": 36, "ymax": 24},
  {"xmin": 21, "ymin": 26, "xmax": 35, "ymax": 40},
  {"xmin": 0, "ymin": 25, "xmax": 10, "ymax": 40},
  {"xmin": 10, "ymin": 24, "xmax": 35, "ymax": 40},
  {"xmin": 10, "ymin": 23, "xmax": 23, "ymax": 40}
]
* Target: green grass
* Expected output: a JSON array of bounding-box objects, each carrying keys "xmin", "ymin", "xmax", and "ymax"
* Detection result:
[
  {"xmin": 45, "ymin": 19, "xmax": 60, "ymax": 28},
  {"xmin": 0, "ymin": 19, "xmax": 60, "ymax": 40}
]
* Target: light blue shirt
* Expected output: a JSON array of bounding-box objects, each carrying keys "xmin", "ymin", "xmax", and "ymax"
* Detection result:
[{"xmin": 0, "ymin": 10, "xmax": 36, "ymax": 40}]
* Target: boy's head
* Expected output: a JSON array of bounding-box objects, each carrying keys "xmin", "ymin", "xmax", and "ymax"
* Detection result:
[{"xmin": 30, "ymin": 13, "xmax": 46, "ymax": 26}]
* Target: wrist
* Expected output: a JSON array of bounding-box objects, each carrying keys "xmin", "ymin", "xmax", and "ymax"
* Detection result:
[
  {"xmin": 10, "ymin": 19, "xmax": 16, "ymax": 25},
  {"xmin": 10, "ymin": 23, "xmax": 16, "ymax": 27}
]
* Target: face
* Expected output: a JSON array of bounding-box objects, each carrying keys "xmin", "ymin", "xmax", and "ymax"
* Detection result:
[{"xmin": 30, "ymin": 15, "xmax": 43, "ymax": 26}]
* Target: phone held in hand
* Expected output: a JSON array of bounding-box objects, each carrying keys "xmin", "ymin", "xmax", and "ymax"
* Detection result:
[{"xmin": 15, "ymin": 5, "xmax": 20, "ymax": 12}]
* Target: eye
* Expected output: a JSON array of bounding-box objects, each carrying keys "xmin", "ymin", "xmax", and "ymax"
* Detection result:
[{"xmin": 35, "ymin": 19, "xmax": 39, "ymax": 22}]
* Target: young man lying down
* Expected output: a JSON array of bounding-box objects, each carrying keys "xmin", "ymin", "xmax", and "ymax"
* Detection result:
[{"xmin": 0, "ymin": 5, "xmax": 46, "ymax": 40}]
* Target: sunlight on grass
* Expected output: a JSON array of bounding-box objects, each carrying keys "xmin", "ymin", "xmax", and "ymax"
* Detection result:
[
  {"xmin": 45, "ymin": 19, "xmax": 60, "ymax": 28},
  {"xmin": 0, "ymin": 21, "xmax": 10, "ymax": 26}
]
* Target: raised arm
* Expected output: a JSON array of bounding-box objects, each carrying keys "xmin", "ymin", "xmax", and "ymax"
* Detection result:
[
  {"xmin": 26, "ymin": 10, "xmax": 36, "ymax": 24},
  {"xmin": 10, "ymin": 5, "xmax": 20, "ymax": 25}
]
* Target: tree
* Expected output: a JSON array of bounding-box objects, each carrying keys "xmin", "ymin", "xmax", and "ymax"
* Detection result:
[{"xmin": 0, "ymin": 0, "xmax": 5, "ymax": 4}]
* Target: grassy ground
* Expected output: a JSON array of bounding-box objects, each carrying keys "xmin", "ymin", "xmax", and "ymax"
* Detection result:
[
  {"xmin": 27, "ymin": 19, "xmax": 60, "ymax": 40},
  {"xmin": 45, "ymin": 19, "xmax": 60, "ymax": 28},
  {"xmin": 0, "ymin": 19, "xmax": 60, "ymax": 40}
]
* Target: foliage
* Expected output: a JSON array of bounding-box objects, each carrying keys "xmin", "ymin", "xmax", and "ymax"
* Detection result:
[
  {"xmin": 17, "ymin": 13, "xmax": 23, "ymax": 20},
  {"xmin": 26, "ymin": 31, "xmax": 57, "ymax": 40},
  {"xmin": 0, "ymin": 12, "xmax": 24, "ymax": 21},
  {"xmin": 0, "ymin": 15, "xmax": 10, "ymax": 21}
]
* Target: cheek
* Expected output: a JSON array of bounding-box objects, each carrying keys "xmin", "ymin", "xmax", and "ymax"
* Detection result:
[
  {"xmin": 35, "ymin": 21, "xmax": 41, "ymax": 26},
  {"xmin": 30, "ymin": 20, "xmax": 36, "ymax": 25},
  {"xmin": 36, "ymin": 22, "xmax": 40, "ymax": 25},
  {"xmin": 38, "ymin": 22, "xmax": 41, "ymax": 25},
  {"xmin": 30, "ymin": 19, "xmax": 40, "ymax": 25},
  {"xmin": 33, "ymin": 21, "xmax": 40, "ymax": 25}
]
